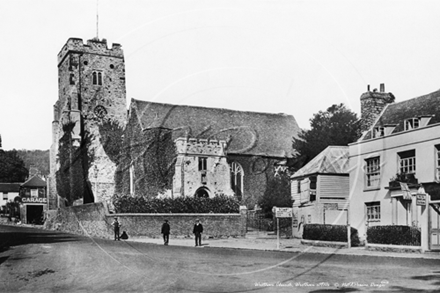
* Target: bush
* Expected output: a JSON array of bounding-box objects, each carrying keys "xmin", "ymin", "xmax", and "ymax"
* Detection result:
[
  {"xmin": 112, "ymin": 194, "xmax": 240, "ymax": 213},
  {"xmin": 367, "ymin": 225, "xmax": 421, "ymax": 246},
  {"xmin": 303, "ymin": 224, "xmax": 360, "ymax": 246}
]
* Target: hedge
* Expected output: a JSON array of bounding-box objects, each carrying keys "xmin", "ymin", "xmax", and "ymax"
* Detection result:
[
  {"xmin": 303, "ymin": 224, "xmax": 360, "ymax": 246},
  {"xmin": 113, "ymin": 194, "xmax": 240, "ymax": 213},
  {"xmin": 367, "ymin": 225, "xmax": 421, "ymax": 246}
]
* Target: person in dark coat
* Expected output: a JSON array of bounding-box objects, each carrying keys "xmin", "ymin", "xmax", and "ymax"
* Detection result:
[
  {"xmin": 112, "ymin": 217, "xmax": 120, "ymax": 241},
  {"xmin": 193, "ymin": 219, "xmax": 203, "ymax": 246},
  {"xmin": 161, "ymin": 219, "xmax": 170, "ymax": 245}
]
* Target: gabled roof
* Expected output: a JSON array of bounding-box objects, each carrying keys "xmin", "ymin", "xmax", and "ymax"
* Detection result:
[
  {"xmin": 291, "ymin": 146, "xmax": 349, "ymax": 179},
  {"xmin": 129, "ymin": 99, "xmax": 300, "ymax": 158},
  {"xmin": 363, "ymin": 89, "xmax": 440, "ymax": 141},
  {"xmin": 0, "ymin": 183, "xmax": 21, "ymax": 193},
  {"xmin": 21, "ymin": 175, "xmax": 46, "ymax": 188}
]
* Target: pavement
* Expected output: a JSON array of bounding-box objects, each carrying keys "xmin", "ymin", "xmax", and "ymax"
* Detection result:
[
  {"xmin": 5, "ymin": 221, "xmax": 440, "ymax": 260},
  {"xmin": 129, "ymin": 230, "xmax": 440, "ymax": 260}
]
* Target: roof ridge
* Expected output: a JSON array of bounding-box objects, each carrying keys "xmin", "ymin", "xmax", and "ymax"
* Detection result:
[
  {"xmin": 132, "ymin": 98, "xmax": 294, "ymax": 118},
  {"xmin": 392, "ymin": 88, "xmax": 440, "ymax": 105}
]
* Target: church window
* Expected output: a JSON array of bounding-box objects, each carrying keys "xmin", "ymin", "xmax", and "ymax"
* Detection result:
[
  {"xmin": 198, "ymin": 157, "xmax": 207, "ymax": 171},
  {"xmin": 230, "ymin": 162, "xmax": 244, "ymax": 201},
  {"xmin": 92, "ymin": 71, "xmax": 103, "ymax": 86},
  {"xmin": 129, "ymin": 163, "xmax": 135, "ymax": 195}
]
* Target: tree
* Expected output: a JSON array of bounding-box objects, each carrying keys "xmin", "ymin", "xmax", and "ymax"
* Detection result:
[
  {"xmin": 0, "ymin": 150, "xmax": 29, "ymax": 182},
  {"xmin": 258, "ymin": 171, "xmax": 292, "ymax": 218},
  {"xmin": 292, "ymin": 103, "xmax": 360, "ymax": 168},
  {"xmin": 16, "ymin": 150, "xmax": 50, "ymax": 176}
]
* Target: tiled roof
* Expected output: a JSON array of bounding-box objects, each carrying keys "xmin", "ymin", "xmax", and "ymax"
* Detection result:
[
  {"xmin": 21, "ymin": 175, "xmax": 46, "ymax": 188},
  {"xmin": 130, "ymin": 99, "xmax": 300, "ymax": 158},
  {"xmin": 0, "ymin": 183, "xmax": 21, "ymax": 193},
  {"xmin": 291, "ymin": 146, "xmax": 349, "ymax": 178},
  {"xmin": 363, "ymin": 89, "xmax": 440, "ymax": 140}
]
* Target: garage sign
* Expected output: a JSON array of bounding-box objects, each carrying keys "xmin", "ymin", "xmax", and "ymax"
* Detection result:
[{"xmin": 22, "ymin": 197, "xmax": 47, "ymax": 204}]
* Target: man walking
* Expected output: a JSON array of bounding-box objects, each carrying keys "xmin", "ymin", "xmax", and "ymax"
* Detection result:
[
  {"xmin": 161, "ymin": 219, "xmax": 170, "ymax": 245},
  {"xmin": 193, "ymin": 219, "xmax": 203, "ymax": 247}
]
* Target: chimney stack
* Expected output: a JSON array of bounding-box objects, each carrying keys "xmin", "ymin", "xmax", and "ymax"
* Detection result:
[{"xmin": 360, "ymin": 83, "xmax": 395, "ymax": 133}]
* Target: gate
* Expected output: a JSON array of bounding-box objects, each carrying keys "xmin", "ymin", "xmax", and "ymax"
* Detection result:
[
  {"xmin": 246, "ymin": 209, "xmax": 273, "ymax": 231},
  {"xmin": 429, "ymin": 201, "xmax": 440, "ymax": 251}
]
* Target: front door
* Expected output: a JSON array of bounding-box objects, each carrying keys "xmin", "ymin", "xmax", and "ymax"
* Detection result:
[{"xmin": 429, "ymin": 201, "xmax": 440, "ymax": 251}]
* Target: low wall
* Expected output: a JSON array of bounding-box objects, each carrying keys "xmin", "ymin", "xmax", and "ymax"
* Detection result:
[
  {"xmin": 44, "ymin": 202, "xmax": 247, "ymax": 240},
  {"xmin": 366, "ymin": 243, "xmax": 422, "ymax": 254}
]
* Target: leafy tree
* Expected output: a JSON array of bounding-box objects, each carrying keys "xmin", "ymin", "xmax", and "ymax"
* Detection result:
[
  {"xmin": 292, "ymin": 103, "xmax": 360, "ymax": 168},
  {"xmin": 16, "ymin": 150, "xmax": 50, "ymax": 176},
  {"xmin": 258, "ymin": 171, "xmax": 292, "ymax": 218},
  {"xmin": 0, "ymin": 150, "xmax": 29, "ymax": 182}
]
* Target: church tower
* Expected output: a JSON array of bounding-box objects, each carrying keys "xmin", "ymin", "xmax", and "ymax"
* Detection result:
[{"xmin": 49, "ymin": 38, "xmax": 127, "ymax": 208}]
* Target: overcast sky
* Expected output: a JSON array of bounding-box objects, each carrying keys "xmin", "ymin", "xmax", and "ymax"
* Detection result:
[{"xmin": 0, "ymin": 0, "xmax": 439, "ymax": 150}]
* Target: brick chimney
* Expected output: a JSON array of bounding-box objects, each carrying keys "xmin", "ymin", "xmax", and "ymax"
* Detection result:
[{"xmin": 360, "ymin": 84, "xmax": 395, "ymax": 133}]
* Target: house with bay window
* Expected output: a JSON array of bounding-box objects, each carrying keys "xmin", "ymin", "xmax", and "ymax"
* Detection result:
[
  {"xmin": 291, "ymin": 146, "xmax": 350, "ymax": 238},
  {"xmin": 349, "ymin": 85, "xmax": 440, "ymax": 250}
]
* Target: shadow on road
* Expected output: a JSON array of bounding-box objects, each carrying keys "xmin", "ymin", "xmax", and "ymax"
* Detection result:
[{"xmin": 0, "ymin": 224, "xmax": 80, "ymax": 263}]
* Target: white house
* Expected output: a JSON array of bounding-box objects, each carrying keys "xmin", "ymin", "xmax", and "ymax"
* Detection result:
[{"xmin": 349, "ymin": 86, "xmax": 440, "ymax": 251}]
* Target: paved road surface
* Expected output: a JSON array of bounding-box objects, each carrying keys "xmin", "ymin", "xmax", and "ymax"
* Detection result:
[{"xmin": 1, "ymin": 225, "xmax": 439, "ymax": 292}]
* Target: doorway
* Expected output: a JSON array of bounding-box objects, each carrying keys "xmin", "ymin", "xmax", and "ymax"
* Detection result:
[
  {"xmin": 429, "ymin": 201, "xmax": 440, "ymax": 251},
  {"xmin": 195, "ymin": 187, "xmax": 210, "ymax": 198},
  {"xmin": 26, "ymin": 205, "xmax": 44, "ymax": 225}
]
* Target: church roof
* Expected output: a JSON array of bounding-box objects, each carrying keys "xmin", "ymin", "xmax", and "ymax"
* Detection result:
[
  {"xmin": 21, "ymin": 175, "xmax": 46, "ymax": 188},
  {"xmin": 129, "ymin": 99, "xmax": 300, "ymax": 158},
  {"xmin": 291, "ymin": 146, "xmax": 349, "ymax": 179},
  {"xmin": 362, "ymin": 89, "xmax": 440, "ymax": 141}
]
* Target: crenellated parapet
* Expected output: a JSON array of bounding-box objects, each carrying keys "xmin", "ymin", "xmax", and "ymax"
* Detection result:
[
  {"xmin": 57, "ymin": 38, "xmax": 123, "ymax": 66},
  {"xmin": 175, "ymin": 137, "xmax": 227, "ymax": 156}
]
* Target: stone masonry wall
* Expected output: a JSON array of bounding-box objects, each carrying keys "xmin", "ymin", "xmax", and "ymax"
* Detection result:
[
  {"xmin": 44, "ymin": 202, "xmax": 247, "ymax": 240},
  {"xmin": 50, "ymin": 38, "xmax": 127, "ymax": 207}
]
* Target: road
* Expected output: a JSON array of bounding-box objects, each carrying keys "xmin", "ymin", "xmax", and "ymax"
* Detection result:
[{"xmin": 0, "ymin": 224, "xmax": 439, "ymax": 292}]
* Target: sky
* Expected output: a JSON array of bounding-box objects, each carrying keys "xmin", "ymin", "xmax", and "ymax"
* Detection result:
[{"xmin": 0, "ymin": 0, "xmax": 440, "ymax": 150}]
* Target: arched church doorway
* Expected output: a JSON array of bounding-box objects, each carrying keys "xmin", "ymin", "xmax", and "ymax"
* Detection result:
[{"xmin": 195, "ymin": 187, "xmax": 210, "ymax": 198}]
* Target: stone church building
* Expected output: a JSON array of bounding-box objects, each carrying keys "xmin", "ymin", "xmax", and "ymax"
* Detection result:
[{"xmin": 49, "ymin": 37, "xmax": 299, "ymax": 209}]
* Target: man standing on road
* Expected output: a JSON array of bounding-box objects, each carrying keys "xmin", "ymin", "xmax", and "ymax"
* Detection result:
[
  {"xmin": 193, "ymin": 219, "xmax": 203, "ymax": 247},
  {"xmin": 112, "ymin": 217, "xmax": 120, "ymax": 241},
  {"xmin": 161, "ymin": 219, "xmax": 170, "ymax": 245}
]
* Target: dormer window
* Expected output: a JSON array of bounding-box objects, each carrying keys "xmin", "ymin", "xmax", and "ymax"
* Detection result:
[
  {"xmin": 404, "ymin": 118, "xmax": 419, "ymax": 131},
  {"xmin": 373, "ymin": 127, "xmax": 385, "ymax": 138}
]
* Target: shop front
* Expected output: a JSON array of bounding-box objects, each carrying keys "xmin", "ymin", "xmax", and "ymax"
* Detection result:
[{"xmin": 19, "ymin": 175, "xmax": 48, "ymax": 225}]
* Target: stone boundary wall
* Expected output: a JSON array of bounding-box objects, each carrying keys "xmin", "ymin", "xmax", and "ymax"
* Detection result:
[
  {"xmin": 301, "ymin": 239, "xmax": 348, "ymax": 248},
  {"xmin": 366, "ymin": 243, "xmax": 422, "ymax": 254},
  {"xmin": 44, "ymin": 202, "xmax": 247, "ymax": 240}
]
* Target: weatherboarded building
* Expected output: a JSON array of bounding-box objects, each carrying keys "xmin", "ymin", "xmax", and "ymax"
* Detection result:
[{"xmin": 291, "ymin": 146, "xmax": 350, "ymax": 238}]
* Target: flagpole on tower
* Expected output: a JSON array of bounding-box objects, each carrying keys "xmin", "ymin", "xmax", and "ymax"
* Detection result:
[{"xmin": 96, "ymin": 0, "xmax": 99, "ymax": 39}]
